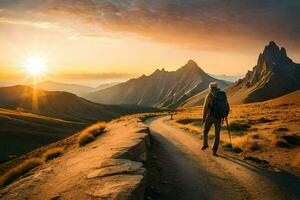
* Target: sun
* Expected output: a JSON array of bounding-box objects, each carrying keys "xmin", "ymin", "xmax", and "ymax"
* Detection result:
[{"xmin": 25, "ymin": 57, "xmax": 46, "ymax": 76}]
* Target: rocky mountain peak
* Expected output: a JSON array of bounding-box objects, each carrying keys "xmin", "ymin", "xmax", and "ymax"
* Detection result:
[
  {"xmin": 259, "ymin": 41, "xmax": 290, "ymax": 67},
  {"xmin": 178, "ymin": 59, "xmax": 206, "ymax": 75},
  {"xmin": 187, "ymin": 59, "xmax": 198, "ymax": 67}
]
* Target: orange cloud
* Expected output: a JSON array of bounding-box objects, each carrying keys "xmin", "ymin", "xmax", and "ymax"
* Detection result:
[{"xmin": 46, "ymin": 0, "xmax": 300, "ymax": 52}]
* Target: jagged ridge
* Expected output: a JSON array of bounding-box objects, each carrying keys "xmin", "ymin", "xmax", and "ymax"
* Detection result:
[
  {"xmin": 226, "ymin": 41, "xmax": 300, "ymax": 104},
  {"xmin": 86, "ymin": 60, "xmax": 230, "ymax": 108}
]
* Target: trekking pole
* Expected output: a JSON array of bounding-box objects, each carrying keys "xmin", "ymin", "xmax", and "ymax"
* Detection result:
[{"xmin": 225, "ymin": 117, "xmax": 232, "ymax": 147}]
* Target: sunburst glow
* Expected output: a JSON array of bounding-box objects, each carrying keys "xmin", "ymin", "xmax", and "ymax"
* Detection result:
[{"xmin": 25, "ymin": 57, "xmax": 46, "ymax": 76}]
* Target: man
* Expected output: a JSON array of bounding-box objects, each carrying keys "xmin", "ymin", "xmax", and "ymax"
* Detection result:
[{"xmin": 202, "ymin": 82, "xmax": 229, "ymax": 156}]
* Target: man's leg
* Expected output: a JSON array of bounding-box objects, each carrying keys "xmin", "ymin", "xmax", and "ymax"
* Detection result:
[
  {"xmin": 202, "ymin": 116, "xmax": 213, "ymax": 149},
  {"xmin": 212, "ymin": 118, "xmax": 222, "ymax": 155}
]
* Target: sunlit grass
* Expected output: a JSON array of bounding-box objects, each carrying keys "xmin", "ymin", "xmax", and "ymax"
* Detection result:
[{"xmin": 0, "ymin": 158, "xmax": 43, "ymax": 188}]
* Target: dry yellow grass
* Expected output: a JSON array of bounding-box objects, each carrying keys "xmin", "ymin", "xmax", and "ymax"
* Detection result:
[
  {"xmin": 272, "ymin": 138, "xmax": 291, "ymax": 148},
  {"xmin": 43, "ymin": 147, "xmax": 64, "ymax": 162},
  {"xmin": 0, "ymin": 158, "xmax": 43, "ymax": 188},
  {"xmin": 77, "ymin": 122, "xmax": 108, "ymax": 146},
  {"xmin": 168, "ymin": 98, "xmax": 300, "ymax": 176},
  {"xmin": 78, "ymin": 132, "xmax": 95, "ymax": 146},
  {"xmin": 87, "ymin": 122, "xmax": 106, "ymax": 137}
]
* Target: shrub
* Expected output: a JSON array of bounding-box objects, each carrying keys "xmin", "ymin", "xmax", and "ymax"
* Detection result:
[
  {"xmin": 249, "ymin": 141, "xmax": 260, "ymax": 151},
  {"xmin": 272, "ymin": 138, "xmax": 291, "ymax": 148},
  {"xmin": 89, "ymin": 122, "xmax": 106, "ymax": 137},
  {"xmin": 273, "ymin": 128, "xmax": 289, "ymax": 133},
  {"xmin": 176, "ymin": 118, "xmax": 201, "ymax": 125},
  {"xmin": 228, "ymin": 121, "xmax": 251, "ymax": 132},
  {"xmin": 249, "ymin": 117, "xmax": 275, "ymax": 125},
  {"xmin": 0, "ymin": 158, "xmax": 43, "ymax": 188},
  {"xmin": 252, "ymin": 133, "xmax": 260, "ymax": 139},
  {"xmin": 232, "ymin": 146, "xmax": 243, "ymax": 153},
  {"xmin": 78, "ymin": 132, "xmax": 95, "ymax": 146},
  {"xmin": 222, "ymin": 140, "xmax": 243, "ymax": 153},
  {"xmin": 43, "ymin": 147, "xmax": 64, "ymax": 162},
  {"xmin": 281, "ymin": 134, "xmax": 300, "ymax": 145}
]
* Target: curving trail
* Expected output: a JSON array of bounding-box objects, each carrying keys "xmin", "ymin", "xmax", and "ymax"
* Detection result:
[{"xmin": 145, "ymin": 116, "xmax": 300, "ymax": 200}]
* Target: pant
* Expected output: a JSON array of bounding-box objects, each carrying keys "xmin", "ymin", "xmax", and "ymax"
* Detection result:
[{"xmin": 203, "ymin": 115, "xmax": 221, "ymax": 153}]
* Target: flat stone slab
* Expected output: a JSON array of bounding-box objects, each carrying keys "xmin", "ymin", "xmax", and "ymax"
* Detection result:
[{"xmin": 87, "ymin": 160, "xmax": 144, "ymax": 179}]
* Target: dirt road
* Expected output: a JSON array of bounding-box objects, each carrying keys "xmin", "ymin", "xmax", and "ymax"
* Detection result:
[{"xmin": 145, "ymin": 116, "xmax": 300, "ymax": 200}]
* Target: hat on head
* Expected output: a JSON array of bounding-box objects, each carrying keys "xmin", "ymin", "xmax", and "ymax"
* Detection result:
[{"xmin": 209, "ymin": 82, "xmax": 218, "ymax": 89}]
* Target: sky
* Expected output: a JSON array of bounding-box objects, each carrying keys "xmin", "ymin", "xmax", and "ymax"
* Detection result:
[{"xmin": 0, "ymin": 0, "xmax": 300, "ymax": 86}]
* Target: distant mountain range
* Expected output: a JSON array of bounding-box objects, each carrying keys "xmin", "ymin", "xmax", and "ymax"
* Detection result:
[
  {"xmin": 35, "ymin": 81, "xmax": 119, "ymax": 97},
  {"xmin": 0, "ymin": 85, "xmax": 123, "ymax": 122},
  {"xmin": 226, "ymin": 41, "xmax": 300, "ymax": 104},
  {"xmin": 0, "ymin": 85, "xmax": 159, "ymax": 123},
  {"xmin": 85, "ymin": 60, "xmax": 230, "ymax": 108}
]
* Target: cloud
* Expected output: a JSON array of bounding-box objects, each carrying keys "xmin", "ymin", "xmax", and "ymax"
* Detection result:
[
  {"xmin": 45, "ymin": 0, "xmax": 300, "ymax": 51},
  {"xmin": 2, "ymin": 0, "xmax": 300, "ymax": 51},
  {"xmin": 0, "ymin": 17, "xmax": 73, "ymax": 32}
]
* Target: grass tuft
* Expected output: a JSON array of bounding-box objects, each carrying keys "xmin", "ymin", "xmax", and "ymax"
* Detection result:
[
  {"xmin": 78, "ymin": 132, "xmax": 95, "ymax": 146},
  {"xmin": 248, "ymin": 141, "xmax": 260, "ymax": 151},
  {"xmin": 176, "ymin": 118, "xmax": 202, "ymax": 125},
  {"xmin": 273, "ymin": 127, "xmax": 289, "ymax": 133},
  {"xmin": 77, "ymin": 122, "xmax": 107, "ymax": 146},
  {"xmin": 252, "ymin": 133, "xmax": 260, "ymax": 139},
  {"xmin": 228, "ymin": 121, "xmax": 251, "ymax": 132},
  {"xmin": 88, "ymin": 122, "xmax": 106, "ymax": 137},
  {"xmin": 0, "ymin": 158, "xmax": 43, "ymax": 188},
  {"xmin": 43, "ymin": 147, "xmax": 64, "ymax": 162},
  {"xmin": 281, "ymin": 134, "xmax": 300, "ymax": 145},
  {"xmin": 272, "ymin": 138, "xmax": 291, "ymax": 148}
]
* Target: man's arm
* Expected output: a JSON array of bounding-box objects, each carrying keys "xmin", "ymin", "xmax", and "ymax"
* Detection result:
[{"xmin": 203, "ymin": 94, "xmax": 210, "ymax": 120}]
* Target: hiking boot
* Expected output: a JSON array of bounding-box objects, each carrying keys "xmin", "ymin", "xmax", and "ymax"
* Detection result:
[{"xmin": 201, "ymin": 146, "xmax": 208, "ymax": 150}]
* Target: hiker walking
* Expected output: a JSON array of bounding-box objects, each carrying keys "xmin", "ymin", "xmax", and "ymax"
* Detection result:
[{"xmin": 202, "ymin": 82, "xmax": 230, "ymax": 156}]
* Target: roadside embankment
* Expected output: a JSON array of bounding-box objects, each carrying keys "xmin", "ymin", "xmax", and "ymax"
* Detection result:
[{"xmin": 0, "ymin": 115, "xmax": 152, "ymax": 200}]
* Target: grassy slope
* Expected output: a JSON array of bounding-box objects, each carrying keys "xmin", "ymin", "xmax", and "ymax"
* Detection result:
[
  {"xmin": 0, "ymin": 108, "xmax": 86, "ymax": 164},
  {"xmin": 169, "ymin": 90, "xmax": 300, "ymax": 176}
]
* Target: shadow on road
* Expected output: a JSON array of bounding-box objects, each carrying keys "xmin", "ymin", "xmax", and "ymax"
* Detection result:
[{"xmin": 219, "ymin": 154, "xmax": 300, "ymax": 199}]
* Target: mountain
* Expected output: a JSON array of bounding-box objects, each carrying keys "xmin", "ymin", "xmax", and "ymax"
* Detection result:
[
  {"xmin": 0, "ymin": 85, "xmax": 129, "ymax": 122},
  {"xmin": 86, "ymin": 60, "xmax": 230, "ymax": 108},
  {"xmin": 35, "ymin": 81, "xmax": 121, "ymax": 97},
  {"xmin": 0, "ymin": 108, "xmax": 84, "ymax": 163},
  {"xmin": 35, "ymin": 81, "xmax": 94, "ymax": 97},
  {"xmin": 95, "ymin": 82, "xmax": 120, "ymax": 91},
  {"xmin": 226, "ymin": 41, "xmax": 300, "ymax": 104},
  {"xmin": 209, "ymin": 74, "xmax": 243, "ymax": 82}
]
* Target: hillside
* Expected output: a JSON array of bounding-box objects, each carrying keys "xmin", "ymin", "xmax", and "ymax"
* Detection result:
[
  {"xmin": 226, "ymin": 41, "xmax": 300, "ymax": 104},
  {"xmin": 35, "ymin": 81, "xmax": 120, "ymax": 97},
  {"xmin": 0, "ymin": 85, "xmax": 126, "ymax": 122},
  {"xmin": 0, "ymin": 108, "xmax": 85, "ymax": 163},
  {"xmin": 86, "ymin": 60, "xmax": 230, "ymax": 108},
  {"xmin": 264, "ymin": 89, "xmax": 300, "ymax": 106},
  {"xmin": 35, "ymin": 81, "xmax": 94, "ymax": 96}
]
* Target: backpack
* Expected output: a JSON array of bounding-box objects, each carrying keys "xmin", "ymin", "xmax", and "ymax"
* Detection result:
[{"xmin": 210, "ymin": 90, "xmax": 230, "ymax": 118}]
